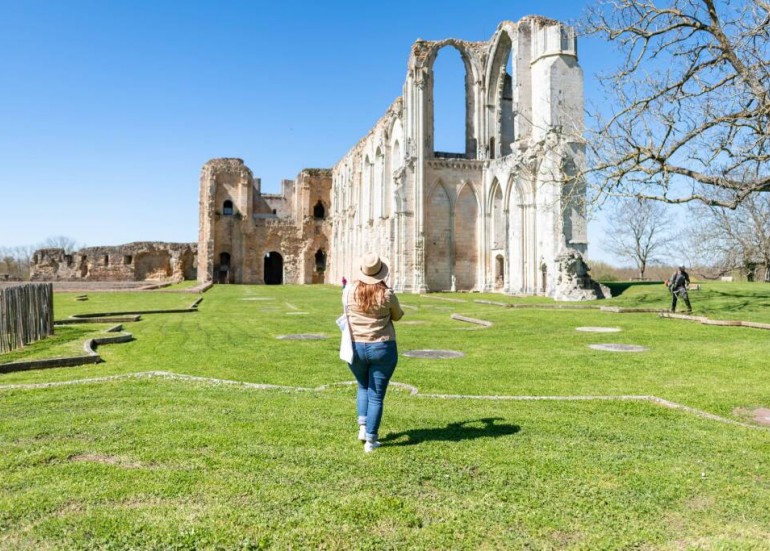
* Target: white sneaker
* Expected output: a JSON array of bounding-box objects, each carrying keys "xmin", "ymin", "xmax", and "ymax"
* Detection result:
[
  {"xmin": 364, "ymin": 441, "xmax": 381, "ymax": 453},
  {"xmin": 357, "ymin": 425, "xmax": 366, "ymax": 442}
]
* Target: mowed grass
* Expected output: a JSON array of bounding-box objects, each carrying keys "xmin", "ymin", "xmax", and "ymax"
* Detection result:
[{"xmin": 2, "ymin": 283, "xmax": 770, "ymax": 549}]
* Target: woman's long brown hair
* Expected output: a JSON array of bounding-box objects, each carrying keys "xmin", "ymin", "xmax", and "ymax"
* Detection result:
[{"xmin": 355, "ymin": 281, "xmax": 387, "ymax": 313}]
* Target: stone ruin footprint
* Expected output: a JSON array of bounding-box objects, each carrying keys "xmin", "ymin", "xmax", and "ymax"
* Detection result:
[
  {"xmin": 588, "ymin": 343, "xmax": 648, "ymax": 352},
  {"xmin": 576, "ymin": 326, "xmax": 621, "ymax": 333}
]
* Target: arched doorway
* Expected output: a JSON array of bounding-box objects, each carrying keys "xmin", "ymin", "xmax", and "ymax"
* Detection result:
[
  {"xmin": 217, "ymin": 252, "xmax": 231, "ymax": 284},
  {"xmin": 313, "ymin": 249, "xmax": 326, "ymax": 284},
  {"xmin": 313, "ymin": 200, "xmax": 325, "ymax": 219},
  {"xmin": 495, "ymin": 255, "xmax": 505, "ymax": 289},
  {"xmin": 264, "ymin": 251, "xmax": 283, "ymax": 285}
]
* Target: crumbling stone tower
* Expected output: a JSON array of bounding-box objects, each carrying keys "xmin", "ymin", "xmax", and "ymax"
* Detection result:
[{"xmin": 198, "ymin": 158, "xmax": 332, "ymax": 284}]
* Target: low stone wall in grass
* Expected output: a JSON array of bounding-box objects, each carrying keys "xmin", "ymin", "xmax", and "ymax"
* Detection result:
[{"xmin": 0, "ymin": 283, "xmax": 54, "ymax": 353}]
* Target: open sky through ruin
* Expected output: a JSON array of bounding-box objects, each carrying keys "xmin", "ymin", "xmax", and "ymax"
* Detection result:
[{"xmin": 0, "ymin": 0, "xmax": 625, "ymax": 262}]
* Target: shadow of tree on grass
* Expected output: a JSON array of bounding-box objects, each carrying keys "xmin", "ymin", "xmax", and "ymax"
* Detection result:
[{"xmin": 381, "ymin": 417, "xmax": 520, "ymax": 447}]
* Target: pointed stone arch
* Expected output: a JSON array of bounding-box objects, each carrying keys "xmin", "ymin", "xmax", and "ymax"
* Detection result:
[
  {"xmin": 425, "ymin": 181, "xmax": 452, "ymax": 291},
  {"xmin": 485, "ymin": 26, "xmax": 517, "ymax": 158},
  {"xmin": 375, "ymin": 146, "xmax": 384, "ymax": 218},
  {"xmin": 454, "ymin": 182, "xmax": 479, "ymax": 290},
  {"xmin": 489, "ymin": 178, "xmax": 504, "ymax": 250},
  {"xmin": 414, "ymin": 40, "xmax": 483, "ymax": 159}
]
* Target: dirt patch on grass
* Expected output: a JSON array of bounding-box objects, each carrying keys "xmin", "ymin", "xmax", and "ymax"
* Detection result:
[
  {"xmin": 69, "ymin": 453, "xmax": 143, "ymax": 468},
  {"xmin": 733, "ymin": 407, "xmax": 770, "ymax": 426}
]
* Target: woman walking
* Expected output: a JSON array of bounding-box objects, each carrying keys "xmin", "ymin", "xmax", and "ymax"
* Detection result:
[{"xmin": 343, "ymin": 252, "xmax": 404, "ymax": 452}]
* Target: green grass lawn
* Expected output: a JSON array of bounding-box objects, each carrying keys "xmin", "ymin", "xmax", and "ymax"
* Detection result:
[{"xmin": 2, "ymin": 283, "xmax": 770, "ymax": 549}]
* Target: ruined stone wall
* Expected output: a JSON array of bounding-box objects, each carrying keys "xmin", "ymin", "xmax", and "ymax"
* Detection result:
[
  {"xmin": 326, "ymin": 16, "xmax": 600, "ymax": 299},
  {"xmin": 193, "ymin": 16, "xmax": 600, "ymax": 299},
  {"xmin": 30, "ymin": 242, "xmax": 197, "ymax": 282},
  {"xmin": 198, "ymin": 160, "xmax": 332, "ymax": 285}
]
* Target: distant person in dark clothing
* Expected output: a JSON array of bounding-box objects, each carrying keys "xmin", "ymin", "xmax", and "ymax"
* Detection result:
[{"xmin": 668, "ymin": 266, "xmax": 692, "ymax": 313}]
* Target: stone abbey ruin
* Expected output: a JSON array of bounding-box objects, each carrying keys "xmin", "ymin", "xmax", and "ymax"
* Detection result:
[{"xmin": 32, "ymin": 16, "xmax": 606, "ymax": 300}]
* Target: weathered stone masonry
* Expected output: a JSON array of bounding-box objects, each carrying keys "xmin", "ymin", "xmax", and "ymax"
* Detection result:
[
  {"xmin": 197, "ymin": 159, "xmax": 332, "ymax": 285},
  {"xmin": 30, "ymin": 242, "xmax": 196, "ymax": 282},
  {"xmin": 31, "ymin": 16, "xmax": 604, "ymax": 300},
  {"xmin": 329, "ymin": 16, "xmax": 602, "ymax": 298},
  {"xmin": 196, "ymin": 16, "xmax": 604, "ymax": 298}
]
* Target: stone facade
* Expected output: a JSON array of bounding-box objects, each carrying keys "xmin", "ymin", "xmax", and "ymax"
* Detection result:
[
  {"xmin": 30, "ymin": 242, "xmax": 196, "ymax": 282},
  {"xmin": 197, "ymin": 160, "xmax": 332, "ymax": 284},
  {"xmin": 328, "ymin": 16, "xmax": 600, "ymax": 298},
  {"xmin": 197, "ymin": 16, "xmax": 603, "ymax": 299}
]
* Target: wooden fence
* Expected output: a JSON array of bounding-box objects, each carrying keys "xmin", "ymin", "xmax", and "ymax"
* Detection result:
[{"xmin": 0, "ymin": 283, "xmax": 54, "ymax": 354}]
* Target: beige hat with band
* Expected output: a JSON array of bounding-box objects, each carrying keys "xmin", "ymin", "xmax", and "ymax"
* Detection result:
[{"xmin": 358, "ymin": 252, "xmax": 389, "ymax": 284}]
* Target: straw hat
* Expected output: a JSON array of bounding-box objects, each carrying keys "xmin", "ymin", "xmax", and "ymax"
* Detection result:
[{"xmin": 358, "ymin": 252, "xmax": 389, "ymax": 284}]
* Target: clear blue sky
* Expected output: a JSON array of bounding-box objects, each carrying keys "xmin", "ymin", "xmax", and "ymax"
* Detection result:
[{"xmin": 0, "ymin": 0, "xmax": 621, "ymax": 261}]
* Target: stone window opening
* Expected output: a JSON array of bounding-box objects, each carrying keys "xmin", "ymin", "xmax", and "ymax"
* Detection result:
[
  {"xmin": 103, "ymin": 255, "xmax": 109, "ymax": 266},
  {"xmin": 272, "ymin": 209, "xmax": 277, "ymax": 215},
  {"xmin": 313, "ymin": 201, "xmax": 325, "ymax": 219},
  {"xmin": 223, "ymin": 200, "xmax": 234, "ymax": 216},
  {"xmin": 315, "ymin": 249, "xmax": 326, "ymax": 272},
  {"xmin": 432, "ymin": 45, "xmax": 469, "ymax": 158},
  {"xmin": 487, "ymin": 32, "xmax": 515, "ymax": 158},
  {"xmin": 124, "ymin": 255, "xmax": 133, "ymax": 265},
  {"xmin": 65, "ymin": 255, "xmax": 73, "ymax": 267}
]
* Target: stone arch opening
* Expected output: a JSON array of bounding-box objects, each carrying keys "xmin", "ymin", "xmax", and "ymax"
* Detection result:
[
  {"xmin": 313, "ymin": 200, "xmax": 325, "ymax": 219},
  {"xmin": 495, "ymin": 254, "xmax": 505, "ymax": 288},
  {"xmin": 223, "ymin": 200, "xmax": 234, "ymax": 216},
  {"xmin": 217, "ymin": 252, "xmax": 231, "ymax": 284},
  {"xmin": 432, "ymin": 46, "xmax": 467, "ymax": 157},
  {"xmin": 315, "ymin": 249, "xmax": 326, "ymax": 272},
  {"xmin": 264, "ymin": 251, "xmax": 283, "ymax": 285},
  {"xmin": 486, "ymin": 30, "xmax": 515, "ymax": 158}
]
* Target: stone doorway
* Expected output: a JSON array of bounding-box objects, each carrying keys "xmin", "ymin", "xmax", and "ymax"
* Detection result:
[
  {"xmin": 495, "ymin": 254, "xmax": 504, "ymax": 288},
  {"xmin": 264, "ymin": 251, "xmax": 283, "ymax": 285},
  {"xmin": 217, "ymin": 252, "xmax": 231, "ymax": 284}
]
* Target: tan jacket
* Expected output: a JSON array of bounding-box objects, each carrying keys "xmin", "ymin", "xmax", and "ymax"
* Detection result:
[{"xmin": 343, "ymin": 283, "xmax": 404, "ymax": 342}]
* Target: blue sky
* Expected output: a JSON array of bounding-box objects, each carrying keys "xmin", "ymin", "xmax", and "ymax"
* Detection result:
[{"xmin": 0, "ymin": 0, "xmax": 623, "ymax": 262}]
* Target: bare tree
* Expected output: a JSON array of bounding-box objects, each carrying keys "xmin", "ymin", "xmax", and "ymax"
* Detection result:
[
  {"xmin": 0, "ymin": 245, "xmax": 36, "ymax": 280},
  {"xmin": 42, "ymin": 235, "xmax": 80, "ymax": 253},
  {"xmin": 686, "ymin": 193, "xmax": 770, "ymax": 280},
  {"xmin": 581, "ymin": 0, "xmax": 770, "ymax": 208},
  {"xmin": 603, "ymin": 197, "xmax": 675, "ymax": 279}
]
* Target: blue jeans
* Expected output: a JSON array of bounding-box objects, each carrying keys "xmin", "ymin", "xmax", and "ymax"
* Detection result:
[{"xmin": 348, "ymin": 340, "xmax": 398, "ymax": 442}]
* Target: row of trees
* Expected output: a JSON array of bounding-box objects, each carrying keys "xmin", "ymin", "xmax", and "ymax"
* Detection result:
[
  {"xmin": 602, "ymin": 195, "xmax": 770, "ymax": 281},
  {"xmin": 580, "ymin": 0, "xmax": 769, "ymax": 281},
  {"xmin": 0, "ymin": 236, "xmax": 81, "ymax": 281}
]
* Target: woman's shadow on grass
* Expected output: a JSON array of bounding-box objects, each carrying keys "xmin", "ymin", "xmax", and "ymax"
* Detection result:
[{"xmin": 381, "ymin": 418, "xmax": 520, "ymax": 447}]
